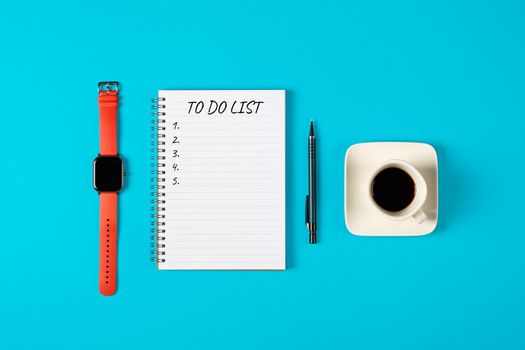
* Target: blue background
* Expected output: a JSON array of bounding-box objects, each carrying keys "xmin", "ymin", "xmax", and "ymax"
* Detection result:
[{"xmin": 0, "ymin": 0, "xmax": 524, "ymax": 349}]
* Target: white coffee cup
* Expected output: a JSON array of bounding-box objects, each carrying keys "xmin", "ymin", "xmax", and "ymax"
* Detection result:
[{"xmin": 368, "ymin": 159, "xmax": 428, "ymax": 223}]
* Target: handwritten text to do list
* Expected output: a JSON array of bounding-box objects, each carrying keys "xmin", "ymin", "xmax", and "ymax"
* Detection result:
[{"xmin": 187, "ymin": 100, "xmax": 264, "ymax": 115}]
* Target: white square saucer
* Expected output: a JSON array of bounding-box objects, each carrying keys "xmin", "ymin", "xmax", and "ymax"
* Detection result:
[{"xmin": 344, "ymin": 142, "xmax": 438, "ymax": 236}]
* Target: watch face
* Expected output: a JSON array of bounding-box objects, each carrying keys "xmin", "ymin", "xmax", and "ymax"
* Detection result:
[{"xmin": 93, "ymin": 156, "xmax": 123, "ymax": 192}]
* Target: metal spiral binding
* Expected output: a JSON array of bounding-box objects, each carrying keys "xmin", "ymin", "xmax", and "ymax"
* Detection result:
[{"xmin": 150, "ymin": 97, "xmax": 167, "ymax": 263}]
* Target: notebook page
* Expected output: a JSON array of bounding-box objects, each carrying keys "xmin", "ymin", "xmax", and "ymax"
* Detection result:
[{"xmin": 158, "ymin": 90, "xmax": 285, "ymax": 270}]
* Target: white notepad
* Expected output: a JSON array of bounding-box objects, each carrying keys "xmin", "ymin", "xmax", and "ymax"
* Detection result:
[{"xmin": 152, "ymin": 90, "xmax": 286, "ymax": 270}]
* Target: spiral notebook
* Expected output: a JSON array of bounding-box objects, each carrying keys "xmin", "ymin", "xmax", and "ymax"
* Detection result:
[{"xmin": 152, "ymin": 90, "xmax": 286, "ymax": 270}]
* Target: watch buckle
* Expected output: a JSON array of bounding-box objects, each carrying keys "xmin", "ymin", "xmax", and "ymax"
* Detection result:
[{"xmin": 98, "ymin": 81, "xmax": 119, "ymax": 94}]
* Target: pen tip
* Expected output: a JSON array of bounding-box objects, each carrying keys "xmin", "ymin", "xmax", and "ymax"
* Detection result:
[{"xmin": 309, "ymin": 120, "xmax": 314, "ymax": 136}]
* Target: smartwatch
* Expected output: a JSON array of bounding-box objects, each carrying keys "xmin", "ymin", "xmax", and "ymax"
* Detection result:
[{"xmin": 93, "ymin": 82, "xmax": 123, "ymax": 296}]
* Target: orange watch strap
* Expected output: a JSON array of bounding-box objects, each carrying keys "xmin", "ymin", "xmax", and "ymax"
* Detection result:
[
  {"xmin": 99, "ymin": 192, "xmax": 118, "ymax": 296},
  {"xmin": 98, "ymin": 84, "xmax": 119, "ymax": 296},
  {"xmin": 98, "ymin": 91, "xmax": 118, "ymax": 156}
]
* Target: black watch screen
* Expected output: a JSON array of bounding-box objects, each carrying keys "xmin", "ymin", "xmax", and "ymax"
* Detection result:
[{"xmin": 93, "ymin": 156, "xmax": 123, "ymax": 192}]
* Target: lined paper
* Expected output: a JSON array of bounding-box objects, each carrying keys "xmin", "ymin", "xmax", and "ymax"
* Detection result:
[{"xmin": 158, "ymin": 90, "xmax": 285, "ymax": 270}]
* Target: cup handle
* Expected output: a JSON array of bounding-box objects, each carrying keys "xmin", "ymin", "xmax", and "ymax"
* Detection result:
[{"xmin": 412, "ymin": 210, "xmax": 427, "ymax": 224}]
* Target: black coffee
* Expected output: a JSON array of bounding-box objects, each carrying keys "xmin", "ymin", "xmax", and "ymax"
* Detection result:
[{"xmin": 371, "ymin": 167, "xmax": 415, "ymax": 212}]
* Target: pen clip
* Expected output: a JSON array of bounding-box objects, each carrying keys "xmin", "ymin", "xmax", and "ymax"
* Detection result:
[{"xmin": 305, "ymin": 195, "xmax": 310, "ymax": 228}]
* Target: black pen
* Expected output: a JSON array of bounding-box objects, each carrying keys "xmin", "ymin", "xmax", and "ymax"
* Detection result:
[{"xmin": 305, "ymin": 120, "xmax": 317, "ymax": 244}]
